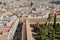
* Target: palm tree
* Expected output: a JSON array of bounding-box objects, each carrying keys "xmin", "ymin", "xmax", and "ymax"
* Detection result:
[{"xmin": 39, "ymin": 24, "xmax": 49, "ymax": 40}]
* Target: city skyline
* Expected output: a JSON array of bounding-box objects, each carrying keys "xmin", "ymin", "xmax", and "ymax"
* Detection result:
[{"xmin": 0, "ymin": 0, "xmax": 60, "ymax": 40}]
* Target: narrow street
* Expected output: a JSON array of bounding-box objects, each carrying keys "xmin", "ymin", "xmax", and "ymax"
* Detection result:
[
  {"xmin": 22, "ymin": 23, "xmax": 27, "ymax": 40},
  {"xmin": 13, "ymin": 22, "xmax": 23, "ymax": 40}
]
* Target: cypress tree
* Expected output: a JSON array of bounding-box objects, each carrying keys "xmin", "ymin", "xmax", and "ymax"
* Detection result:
[
  {"xmin": 53, "ymin": 14, "xmax": 56, "ymax": 29},
  {"xmin": 30, "ymin": 1, "xmax": 33, "ymax": 6},
  {"xmin": 47, "ymin": 14, "xmax": 51, "ymax": 39},
  {"xmin": 52, "ymin": 14, "xmax": 56, "ymax": 40}
]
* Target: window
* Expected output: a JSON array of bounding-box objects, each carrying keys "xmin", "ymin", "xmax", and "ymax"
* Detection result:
[
  {"xmin": 0, "ymin": 31, "xmax": 3, "ymax": 35},
  {"xmin": 32, "ymin": 8, "xmax": 36, "ymax": 11}
]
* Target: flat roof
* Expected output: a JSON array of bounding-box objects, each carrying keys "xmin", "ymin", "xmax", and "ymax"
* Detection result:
[
  {"xmin": 0, "ymin": 18, "xmax": 18, "ymax": 40},
  {"xmin": 50, "ymin": 1, "xmax": 60, "ymax": 4}
]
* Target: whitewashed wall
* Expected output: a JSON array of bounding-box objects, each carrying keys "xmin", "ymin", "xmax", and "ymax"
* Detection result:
[{"xmin": 7, "ymin": 18, "xmax": 19, "ymax": 40}]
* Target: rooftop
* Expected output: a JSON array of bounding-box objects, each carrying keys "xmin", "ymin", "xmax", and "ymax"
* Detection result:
[
  {"xmin": 0, "ymin": 14, "xmax": 19, "ymax": 40},
  {"xmin": 50, "ymin": 1, "xmax": 60, "ymax": 4}
]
